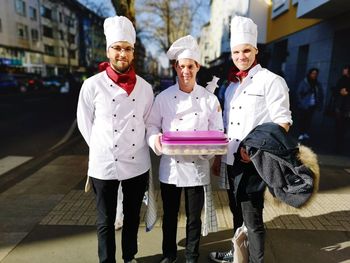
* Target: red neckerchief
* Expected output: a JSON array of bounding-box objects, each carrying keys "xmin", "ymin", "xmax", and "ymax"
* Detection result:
[
  {"xmin": 98, "ymin": 62, "xmax": 136, "ymax": 96},
  {"xmin": 228, "ymin": 59, "xmax": 258, "ymax": 83}
]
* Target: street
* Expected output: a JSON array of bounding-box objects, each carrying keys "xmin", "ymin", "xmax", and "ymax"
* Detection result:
[{"xmin": 0, "ymin": 92, "xmax": 78, "ymax": 158}]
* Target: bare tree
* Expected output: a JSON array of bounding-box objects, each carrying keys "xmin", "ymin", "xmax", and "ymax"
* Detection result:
[
  {"xmin": 79, "ymin": 0, "xmax": 114, "ymax": 17},
  {"xmin": 111, "ymin": 0, "xmax": 135, "ymax": 23},
  {"xmin": 136, "ymin": 0, "xmax": 206, "ymax": 54}
]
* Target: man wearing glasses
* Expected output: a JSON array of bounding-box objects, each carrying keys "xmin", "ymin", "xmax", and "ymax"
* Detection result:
[{"xmin": 77, "ymin": 15, "xmax": 154, "ymax": 263}]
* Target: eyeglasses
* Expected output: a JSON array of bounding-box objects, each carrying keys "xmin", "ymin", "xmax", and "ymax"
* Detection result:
[{"xmin": 110, "ymin": 46, "xmax": 134, "ymax": 54}]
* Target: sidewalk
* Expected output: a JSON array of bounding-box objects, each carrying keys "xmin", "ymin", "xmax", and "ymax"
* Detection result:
[{"xmin": 0, "ymin": 137, "xmax": 350, "ymax": 263}]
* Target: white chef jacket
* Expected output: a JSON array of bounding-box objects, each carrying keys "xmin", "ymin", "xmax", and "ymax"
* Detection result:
[
  {"xmin": 147, "ymin": 83, "xmax": 224, "ymax": 187},
  {"xmin": 77, "ymin": 71, "xmax": 154, "ymax": 180},
  {"xmin": 223, "ymin": 64, "xmax": 292, "ymax": 165}
]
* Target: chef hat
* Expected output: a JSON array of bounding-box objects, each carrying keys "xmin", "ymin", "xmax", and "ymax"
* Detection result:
[
  {"xmin": 166, "ymin": 35, "xmax": 201, "ymax": 63},
  {"xmin": 230, "ymin": 16, "xmax": 257, "ymax": 49},
  {"xmin": 104, "ymin": 16, "xmax": 136, "ymax": 50}
]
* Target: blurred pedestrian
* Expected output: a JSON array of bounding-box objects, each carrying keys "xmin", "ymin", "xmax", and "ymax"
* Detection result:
[
  {"xmin": 296, "ymin": 68, "xmax": 323, "ymax": 141},
  {"xmin": 209, "ymin": 16, "xmax": 292, "ymax": 263},
  {"xmin": 147, "ymin": 35, "xmax": 224, "ymax": 263},
  {"xmin": 77, "ymin": 15, "xmax": 154, "ymax": 263},
  {"xmin": 334, "ymin": 65, "xmax": 350, "ymax": 151}
]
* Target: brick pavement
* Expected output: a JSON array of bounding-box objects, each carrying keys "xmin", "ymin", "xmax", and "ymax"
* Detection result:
[{"xmin": 40, "ymin": 157, "xmax": 350, "ymax": 232}]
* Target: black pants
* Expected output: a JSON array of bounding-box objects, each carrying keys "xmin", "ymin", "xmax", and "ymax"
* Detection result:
[
  {"xmin": 160, "ymin": 182, "xmax": 204, "ymax": 261},
  {"xmin": 91, "ymin": 171, "xmax": 148, "ymax": 263},
  {"xmin": 226, "ymin": 189, "xmax": 243, "ymax": 235},
  {"xmin": 227, "ymin": 164, "xmax": 265, "ymax": 263},
  {"xmin": 298, "ymin": 107, "xmax": 315, "ymax": 135},
  {"xmin": 335, "ymin": 112, "xmax": 349, "ymax": 150}
]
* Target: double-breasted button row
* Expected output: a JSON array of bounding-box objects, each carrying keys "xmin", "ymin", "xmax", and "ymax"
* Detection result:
[
  {"xmin": 175, "ymin": 128, "xmax": 198, "ymax": 131},
  {"xmin": 112, "ymin": 97, "xmax": 136, "ymax": 101},
  {"xmin": 230, "ymin": 122, "xmax": 240, "ymax": 125},
  {"xmin": 175, "ymin": 160, "xmax": 196, "ymax": 164},
  {"xmin": 113, "ymin": 114, "xmax": 136, "ymax": 118},
  {"xmin": 112, "ymin": 114, "xmax": 136, "ymax": 117},
  {"xmin": 115, "ymin": 156, "xmax": 135, "ymax": 161},
  {"xmin": 231, "ymin": 106, "xmax": 242, "ymax": 110}
]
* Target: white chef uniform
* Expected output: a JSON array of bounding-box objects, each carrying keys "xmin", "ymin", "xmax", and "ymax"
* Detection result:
[
  {"xmin": 147, "ymin": 82, "xmax": 224, "ymax": 187},
  {"xmin": 223, "ymin": 64, "xmax": 293, "ymax": 166},
  {"xmin": 77, "ymin": 71, "xmax": 154, "ymax": 180}
]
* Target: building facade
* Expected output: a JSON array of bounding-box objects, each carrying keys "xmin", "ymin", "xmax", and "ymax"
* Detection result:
[
  {"xmin": 199, "ymin": 0, "xmax": 350, "ymax": 114},
  {"xmin": 0, "ymin": 0, "xmax": 106, "ymax": 76},
  {"xmin": 265, "ymin": 0, "xmax": 350, "ymax": 109},
  {"xmin": 198, "ymin": 0, "xmax": 269, "ymax": 81},
  {"xmin": 0, "ymin": 0, "xmax": 43, "ymax": 74}
]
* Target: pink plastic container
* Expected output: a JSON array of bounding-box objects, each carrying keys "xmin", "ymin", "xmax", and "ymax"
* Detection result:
[{"xmin": 161, "ymin": 131, "xmax": 228, "ymax": 155}]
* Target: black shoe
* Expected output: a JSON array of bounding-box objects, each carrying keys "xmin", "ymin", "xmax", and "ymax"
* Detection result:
[{"xmin": 159, "ymin": 256, "xmax": 177, "ymax": 263}]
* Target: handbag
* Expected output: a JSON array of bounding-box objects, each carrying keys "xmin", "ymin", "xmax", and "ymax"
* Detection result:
[{"xmin": 232, "ymin": 224, "xmax": 249, "ymax": 263}]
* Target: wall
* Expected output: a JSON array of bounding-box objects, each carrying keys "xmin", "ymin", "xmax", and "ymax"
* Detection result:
[{"xmin": 267, "ymin": 2, "xmax": 321, "ymax": 43}]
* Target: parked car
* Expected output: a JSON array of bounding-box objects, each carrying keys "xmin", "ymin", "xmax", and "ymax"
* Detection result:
[
  {"xmin": 42, "ymin": 76, "xmax": 69, "ymax": 93},
  {"xmin": 0, "ymin": 73, "xmax": 45, "ymax": 94},
  {"xmin": 0, "ymin": 73, "xmax": 18, "ymax": 93},
  {"xmin": 14, "ymin": 73, "xmax": 43, "ymax": 93},
  {"xmin": 25, "ymin": 74, "xmax": 44, "ymax": 92}
]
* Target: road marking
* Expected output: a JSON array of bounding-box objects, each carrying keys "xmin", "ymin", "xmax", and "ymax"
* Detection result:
[
  {"xmin": 0, "ymin": 156, "xmax": 32, "ymax": 176},
  {"xmin": 50, "ymin": 119, "xmax": 77, "ymax": 150}
]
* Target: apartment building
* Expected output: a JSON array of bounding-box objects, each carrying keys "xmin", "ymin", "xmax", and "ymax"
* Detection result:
[
  {"xmin": 0, "ymin": 0, "xmax": 43, "ymax": 74},
  {"xmin": 40, "ymin": 0, "xmax": 80, "ymax": 75},
  {"xmin": 0, "ymin": 0, "xmax": 105, "ymax": 76}
]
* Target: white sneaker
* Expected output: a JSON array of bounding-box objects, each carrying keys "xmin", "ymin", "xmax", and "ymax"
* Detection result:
[{"xmin": 209, "ymin": 250, "xmax": 233, "ymax": 263}]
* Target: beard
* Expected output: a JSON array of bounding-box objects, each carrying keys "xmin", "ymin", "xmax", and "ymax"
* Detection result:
[{"xmin": 111, "ymin": 60, "xmax": 131, "ymax": 73}]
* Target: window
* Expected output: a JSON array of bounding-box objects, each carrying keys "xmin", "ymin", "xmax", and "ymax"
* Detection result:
[
  {"xmin": 295, "ymin": 44, "xmax": 309, "ymax": 86},
  {"xmin": 58, "ymin": 30, "xmax": 64, "ymax": 40},
  {"xmin": 68, "ymin": 49, "xmax": 76, "ymax": 59},
  {"xmin": 0, "ymin": 19, "xmax": 2, "ymax": 33},
  {"xmin": 41, "ymin": 6, "xmax": 52, "ymax": 19},
  {"xmin": 31, "ymin": 29, "xmax": 39, "ymax": 41},
  {"xmin": 272, "ymin": 0, "xmax": 289, "ymax": 18},
  {"xmin": 68, "ymin": 33, "xmax": 75, "ymax": 44},
  {"xmin": 61, "ymin": 47, "xmax": 65, "ymax": 57},
  {"xmin": 15, "ymin": 0, "xmax": 26, "ymax": 16},
  {"xmin": 29, "ymin": 7, "xmax": 37, "ymax": 20},
  {"xmin": 43, "ymin": 25, "xmax": 53, "ymax": 38},
  {"xmin": 44, "ymin": 45, "xmax": 55, "ymax": 56},
  {"xmin": 65, "ymin": 15, "xmax": 75, "ymax": 27},
  {"xmin": 17, "ymin": 23, "xmax": 28, "ymax": 39}
]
